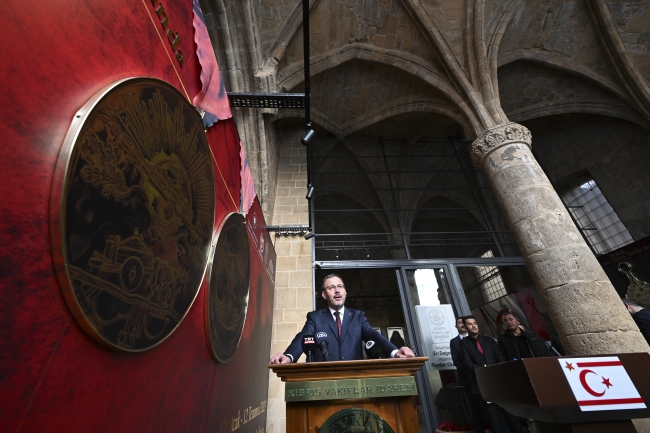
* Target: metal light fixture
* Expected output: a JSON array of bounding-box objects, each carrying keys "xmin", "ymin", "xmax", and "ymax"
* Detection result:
[
  {"xmin": 304, "ymin": 231, "xmax": 315, "ymax": 240},
  {"xmin": 306, "ymin": 184, "xmax": 315, "ymax": 200},
  {"xmin": 301, "ymin": 128, "xmax": 315, "ymax": 146},
  {"xmin": 301, "ymin": 122, "xmax": 315, "ymax": 146}
]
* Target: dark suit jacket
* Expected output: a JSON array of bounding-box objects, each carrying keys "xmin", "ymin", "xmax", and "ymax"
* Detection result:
[
  {"xmin": 284, "ymin": 307, "xmax": 398, "ymax": 362},
  {"xmin": 450, "ymin": 335, "xmax": 471, "ymax": 386},
  {"xmin": 460, "ymin": 335, "xmax": 505, "ymax": 394},
  {"xmin": 633, "ymin": 308, "xmax": 650, "ymax": 344}
]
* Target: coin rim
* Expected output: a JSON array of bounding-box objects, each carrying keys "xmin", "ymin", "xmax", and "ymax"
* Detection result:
[
  {"xmin": 49, "ymin": 77, "xmax": 215, "ymax": 352},
  {"xmin": 204, "ymin": 211, "xmax": 251, "ymax": 363}
]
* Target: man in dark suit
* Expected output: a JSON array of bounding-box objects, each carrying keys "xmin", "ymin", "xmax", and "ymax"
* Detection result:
[
  {"xmin": 450, "ymin": 317, "xmax": 470, "ymax": 386},
  {"xmin": 270, "ymin": 274, "xmax": 414, "ymax": 363},
  {"xmin": 498, "ymin": 311, "xmax": 554, "ymax": 361},
  {"xmin": 460, "ymin": 316, "xmax": 522, "ymax": 433},
  {"xmin": 450, "ymin": 317, "xmax": 474, "ymax": 428},
  {"xmin": 624, "ymin": 298, "xmax": 650, "ymax": 345}
]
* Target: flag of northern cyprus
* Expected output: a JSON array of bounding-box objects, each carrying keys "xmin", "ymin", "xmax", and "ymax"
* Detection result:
[{"xmin": 559, "ymin": 356, "xmax": 646, "ymax": 411}]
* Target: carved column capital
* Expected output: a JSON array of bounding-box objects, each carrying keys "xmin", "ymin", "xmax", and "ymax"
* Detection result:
[{"xmin": 471, "ymin": 122, "xmax": 532, "ymax": 167}]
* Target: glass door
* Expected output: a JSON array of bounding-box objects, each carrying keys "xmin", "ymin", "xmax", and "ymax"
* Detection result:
[
  {"xmin": 396, "ymin": 266, "xmax": 471, "ymax": 432},
  {"xmin": 455, "ymin": 263, "xmax": 563, "ymax": 356}
]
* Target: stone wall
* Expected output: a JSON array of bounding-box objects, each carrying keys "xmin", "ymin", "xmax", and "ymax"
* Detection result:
[{"xmin": 266, "ymin": 124, "xmax": 313, "ymax": 433}]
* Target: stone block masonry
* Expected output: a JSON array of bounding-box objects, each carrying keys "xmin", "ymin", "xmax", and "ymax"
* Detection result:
[{"xmin": 266, "ymin": 130, "xmax": 313, "ymax": 433}]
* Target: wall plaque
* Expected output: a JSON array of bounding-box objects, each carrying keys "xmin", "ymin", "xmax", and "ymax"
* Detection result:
[
  {"xmin": 284, "ymin": 376, "xmax": 417, "ymax": 402},
  {"xmin": 51, "ymin": 77, "xmax": 215, "ymax": 351},
  {"xmin": 205, "ymin": 212, "xmax": 251, "ymax": 363}
]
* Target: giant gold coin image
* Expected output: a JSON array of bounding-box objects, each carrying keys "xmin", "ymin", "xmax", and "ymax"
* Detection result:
[
  {"xmin": 51, "ymin": 77, "xmax": 215, "ymax": 351},
  {"xmin": 205, "ymin": 212, "xmax": 250, "ymax": 363}
]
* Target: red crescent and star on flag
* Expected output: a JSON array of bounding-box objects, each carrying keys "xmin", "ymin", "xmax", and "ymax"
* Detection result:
[
  {"xmin": 565, "ymin": 361, "xmax": 612, "ymax": 397},
  {"xmin": 559, "ymin": 356, "xmax": 645, "ymax": 412}
]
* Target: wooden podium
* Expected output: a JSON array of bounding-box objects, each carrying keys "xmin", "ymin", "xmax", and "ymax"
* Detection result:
[
  {"xmin": 269, "ymin": 357, "xmax": 428, "ymax": 433},
  {"xmin": 475, "ymin": 353, "xmax": 650, "ymax": 433}
]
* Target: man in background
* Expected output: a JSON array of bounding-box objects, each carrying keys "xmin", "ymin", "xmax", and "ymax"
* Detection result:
[
  {"xmin": 450, "ymin": 317, "xmax": 471, "ymax": 387},
  {"xmin": 460, "ymin": 316, "xmax": 522, "ymax": 433},
  {"xmin": 623, "ymin": 298, "xmax": 650, "ymax": 345},
  {"xmin": 498, "ymin": 311, "xmax": 554, "ymax": 360},
  {"xmin": 450, "ymin": 317, "xmax": 474, "ymax": 427}
]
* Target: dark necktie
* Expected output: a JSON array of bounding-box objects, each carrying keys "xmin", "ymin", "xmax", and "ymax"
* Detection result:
[
  {"xmin": 475, "ymin": 338, "xmax": 484, "ymax": 354},
  {"xmin": 334, "ymin": 312, "xmax": 342, "ymax": 338}
]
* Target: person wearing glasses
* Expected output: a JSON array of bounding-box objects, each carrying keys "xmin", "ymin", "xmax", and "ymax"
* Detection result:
[{"xmin": 270, "ymin": 274, "xmax": 415, "ymax": 363}]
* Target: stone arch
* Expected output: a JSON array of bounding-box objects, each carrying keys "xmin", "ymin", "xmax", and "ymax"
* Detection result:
[
  {"xmin": 409, "ymin": 195, "xmax": 491, "ymax": 259},
  {"xmin": 497, "ymin": 59, "xmax": 650, "ymax": 129},
  {"xmin": 276, "ymin": 44, "xmax": 483, "ymax": 133},
  {"xmin": 498, "ymin": 50, "xmax": 633, "ymax": 105}
]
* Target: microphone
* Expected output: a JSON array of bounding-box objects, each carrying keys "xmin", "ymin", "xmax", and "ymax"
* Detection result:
[
  {"xmin": 302, "ymin": 335, "xmax": 316, "ymax": 363},
  {"xmin": 365, "ymin": 340, "xmax": 383, "ymax": 359},
  {"xmin": 315, "ymin": 333, "xmax": 331, "ymax": 362},
  {"xmin": 502, "ymin": 304, "xmax": 512, "ymax": 313}
]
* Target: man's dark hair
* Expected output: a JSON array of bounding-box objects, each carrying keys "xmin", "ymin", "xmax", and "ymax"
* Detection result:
[
  {"xmin": 321, "ymin": 273, "xmax": 344, "ymax": 291},
  {"xmin": 502, "ymin": 311, "xmax": 517, "ymax": 321},
  {"xmin": 461, "ymin": 315, "xmax": 476, "ymax": 326},
  {"xmin": 623, "ymin": 298, "xmax": 643, "ymax": 308}
]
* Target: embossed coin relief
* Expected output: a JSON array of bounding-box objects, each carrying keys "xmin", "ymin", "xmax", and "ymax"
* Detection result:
[
  {"xmin": 206, "ymin": 212, "xmax": 250, "ymax": 363},
  {"xmin": 319, "ymin": 408, "xmax": 395, "ymax": 433},
  {"xmin": 52, "ymin": 78, "xmax": 215, "ymax": 351}
]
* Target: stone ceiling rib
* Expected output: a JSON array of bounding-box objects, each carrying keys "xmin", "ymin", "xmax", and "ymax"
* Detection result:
[
  {"xmin": 277, "ymin": 43, "xmax": 482, "ymax": 132},
  {"xmin": 406, "ymin": 114, "xmax": 450, "ymax": 145},
  {"xmin": 508, "ymin": 101, "xmax": 650, "ymax": 129},
  {"xmin": 486, "ymin": 0, "xmax": 521, "ymax": 113},
  {"xmin": 270, "ymin": 100, "xmax": 467, "ymax": 139},
  {"xmin": 265, "ymin": 0, "xmax": 321, "ymax": 67},
  {"xmin": 339, "ymin": 100, "xmax": 469, "ymax": 138},
  {"xmin": 473, "ymin": 0, "xmax": 508, "ymax": 124},
  {"xmin": 399, "ymin": 0, "xmax": 498, "ymax": 132},
  {"xmin": 278, "ymin": 44, "xmax": 449, "ymax": 89},
  {"xmin": 498, "ymin": 49, "xmax": 634, "ymax": 105},
  {"xmin": 584, "ymin": 0, "xmax": 650, "ymax": 122},
  {"xmin": 306, "ymin": 108, "xmax": 342, "ymax": 137},
  {"xmin": 464, "ymin": 0, "xmax": 480, "ymax": 90},
  {"xmin": 213, "ymin": 0, "xmax": 237, "ymax": 91}
]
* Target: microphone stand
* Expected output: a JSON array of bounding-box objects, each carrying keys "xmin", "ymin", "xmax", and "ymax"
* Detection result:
[{"xmin": 503, "ymin": 305, "xmax": 562, "ymax": 357}]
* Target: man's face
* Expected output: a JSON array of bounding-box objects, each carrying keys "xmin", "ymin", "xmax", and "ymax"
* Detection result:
[
  {"xmin": 502, "ymin": 314, "xmax": 520, "ymax": 332},
  {"xmin": 455, "ymin": 318, "xmax": 466, "ymax": 333},
  {"xmin": 322, "ymin": 276, "xmax": 346, "ymax": 310},
  {"xmin": 463, "ymin": 318, "xmax": 479, "ymax": 336}
]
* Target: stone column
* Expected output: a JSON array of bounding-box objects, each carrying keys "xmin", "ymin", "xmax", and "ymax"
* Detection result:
[{"xmin": 471, "ymin": 122, "xmax": 649, "ymax": 355}]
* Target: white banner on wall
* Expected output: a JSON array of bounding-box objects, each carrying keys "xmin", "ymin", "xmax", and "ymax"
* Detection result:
[{"xmin": 415, "ymin": 305, "xmax": 458, "ymax": 370}]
